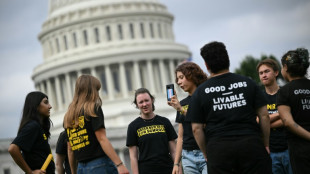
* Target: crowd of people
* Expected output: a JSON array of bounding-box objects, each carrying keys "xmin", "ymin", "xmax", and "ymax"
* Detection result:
[{"xmin": 8, "ymin": 41, "xmax": 309, "ymax": 174}]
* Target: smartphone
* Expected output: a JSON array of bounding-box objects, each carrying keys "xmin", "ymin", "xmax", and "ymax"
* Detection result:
[{"xmin": 166, "ymin": 84, "xmax": 174, "ymax": 101}]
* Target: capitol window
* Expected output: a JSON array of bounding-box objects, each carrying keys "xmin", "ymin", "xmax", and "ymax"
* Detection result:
[
  {"xmin": 129, "ymin": 23, "xmax": 134, "ymax": 39},
  {"xmin": 140, "ymin": 23, "xmax": 145, "ymax": 38},
  {"xmin": 63, "ymin": 35, "xmax": 68, "ymax": 50},
  {"xmin": 83, "ymin": 30, "xmax": 88, "ymax": 45},
  {"xmin": 56, "ymin": 38, "xmax": 60, "ymax": 52},
  {"xmin": 49, "ymin": 41, "xmax": 53, "ymax": 55},
  {"xmin": 111, "ymin": 67, "xmax": 120, "ymax": 93},
  {"xmin": 106, "ymin": 26, "xmax": 111, "ymax": 41},
  {"xmin": 72, "ymin": 32, "xmax": 78, "ymax": 48},
  {"xmin": 94, "ymin": 28, "xmax": 100, "ymax": 43},
  {"xmin": 118, "ymin": 24, "xmax": 123, "ymax": 40},
  {"xmin": 150, "ymin": 23, "xmax": 154, "ymax": 38},
  {"xmin": 158, "ymin": 23, "xmax": 162, "ymax": 38}
]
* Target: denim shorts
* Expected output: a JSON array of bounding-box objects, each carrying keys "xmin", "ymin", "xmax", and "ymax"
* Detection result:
[
  {"xmin": 182, "ymin": 149, "xmax": 208, "ymax": 174},
  {"xmin": 77, "ymin": 156, "xmax": 117, "ymax": 174}
]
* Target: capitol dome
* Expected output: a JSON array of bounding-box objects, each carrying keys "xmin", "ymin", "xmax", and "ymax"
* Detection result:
[{"xmin": 32, "ymin": 0, "xmax": 190, "ymax": 169}]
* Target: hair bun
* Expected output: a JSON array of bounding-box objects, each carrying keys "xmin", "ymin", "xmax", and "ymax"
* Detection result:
[{"xmin": 296, "ymin": 48, "xmax": 309, "ymax": 64}]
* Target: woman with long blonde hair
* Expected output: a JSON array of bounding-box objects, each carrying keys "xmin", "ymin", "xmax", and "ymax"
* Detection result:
[{"xmin": 64, "ymin": 75, "xmax": 129, "ymax": 174}]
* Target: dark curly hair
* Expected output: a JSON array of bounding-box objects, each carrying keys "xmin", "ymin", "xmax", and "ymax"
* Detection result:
[
  {"xmin": 175, "ymin": 62, "xmax": 208, "ymax": 86},
  {"xmin": 281, "ymin": 48, "xmax": 309, "ymax": 77},
  {"xmin": 200, "ymin": 41, "xmax": 230, "ymax": 73}
]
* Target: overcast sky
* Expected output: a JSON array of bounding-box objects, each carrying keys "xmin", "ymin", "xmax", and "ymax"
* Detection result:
[{"xmin": 0, "ymin": 0, "xmax": 309, "ymax": 139}]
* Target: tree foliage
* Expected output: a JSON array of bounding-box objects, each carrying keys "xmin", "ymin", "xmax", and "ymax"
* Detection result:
[{"xmin": 234, "ymin": 55, "xmax": 283, "ymax": 85}]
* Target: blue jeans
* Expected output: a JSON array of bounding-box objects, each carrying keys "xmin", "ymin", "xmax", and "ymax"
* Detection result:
[
  {"xmin": 77, "ymin": 156, "xmax": 117, "ymax": 174},
  {"xmin": 270, "ymin": 150, "xmax": 293, "ymax": 174},
  {"xmin": 182, "ymin": 149, "xmax": 207, "ymax": 174}
]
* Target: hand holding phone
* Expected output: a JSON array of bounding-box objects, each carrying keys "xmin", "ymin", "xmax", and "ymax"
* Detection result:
[{"xmin": 166, "ymin": 84, "xmax": 174, "ymax": 101}]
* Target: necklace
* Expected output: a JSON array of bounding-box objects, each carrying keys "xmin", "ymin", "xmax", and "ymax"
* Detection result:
[{"xmin": 141, "ymin": 114, "xmax": 156, "ymax": 122}]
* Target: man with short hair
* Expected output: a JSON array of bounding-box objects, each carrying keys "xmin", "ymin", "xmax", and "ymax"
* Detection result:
[
  {"xmin": 257, "ymin": 59, "xmax": 292, "ymax": 174},
  {"xmin": 187, "ymin": 41, "xmax": 272, "ymax": 174}
]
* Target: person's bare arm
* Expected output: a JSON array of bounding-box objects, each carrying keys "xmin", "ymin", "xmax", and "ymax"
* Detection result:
[
  {"xmin": 192, "ymin": 123, "xmax": 207, "ymax": 160},
  {"xmin": 95, "ymin": 128, "xmax": 129, "ymax": 174},
  {"xmin": 257, "ymin": 105, "xmax": 270, "ymax": 153},
  {"xmin": 56, "ymin": 153, "xmax": 65, "ymax": 174},
  {"xmin": 8, "ymin": 144, "xmax": 45, "ymax": 174},
  {"xmin": 169, "ymin": 139, "xmax": 177, "ymax": 161},
  {"xmin": 278, "ymin": 105, "xmax": 310, "ymax": 140},
  {"xmin": 269, "ymin": 113, "xmax": 281, "ymax": 123},
  {"xmin": 67, "ymin": 142, "xmax": 77, "ymax": 174},
  {"xmin": 129, "ymin": 146, "xmax": 139, "ymax": 174},
  {"xmin": 270, "ymin": 119, "xmax": 284, "ymax": 128},
  {"xmin": 172, "ymin": 124, "xmax": 183, "ymax": 174}
]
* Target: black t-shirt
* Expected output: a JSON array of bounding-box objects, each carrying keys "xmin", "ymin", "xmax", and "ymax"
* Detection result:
[
  {"xmin": 175, "ymin": 96, "xmax": 200, "ymax": 150},
  {"xmin": 126, "ymin": 115, "xmax": 177, "ymax": 173},
  {"xmin": 66, "ymin": 107, "xmax": 107, "ymax": 162},
  {"xmin": 56, "ymin": 131, "xmax": 71, "ymax": 174},
  {"xmin": 277, "ymin": 78, "xmax": 310, "ymax": 141},
  {"xmin": 186, "ymin": 73, "xmax": 267, "ymax": 140},
  {"xmin": 263, "ymin": 90, "xmax": 288, "ymax": 152},
  {"xmin": 12, "ymin": 120, "xmax": 55, "ymax": 174}
]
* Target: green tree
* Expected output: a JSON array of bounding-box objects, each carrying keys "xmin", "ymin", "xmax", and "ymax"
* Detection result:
[{"xmin": 234, "ymin": 55, "xmax": 283, "ymax": 85}]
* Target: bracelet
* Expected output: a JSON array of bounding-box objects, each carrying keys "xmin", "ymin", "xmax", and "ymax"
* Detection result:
[
  {"xmin": 180, "ymin": 108, "xmax": 185, "ymax": 115},
  {"xmin": 173, "ymin": 163, "xmax": 179, "ymax": 166},
  {"xmin": 116, "ymin": 162, "xmax": 123, "ymax": 167}
]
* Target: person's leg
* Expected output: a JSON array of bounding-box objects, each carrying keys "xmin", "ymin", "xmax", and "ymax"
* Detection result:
[
  {"xmin": 85, "ymin": 156, "xmax": 118, "ymax": 174},
  {"xmin": 206, "ymin": 137, "xmax": 238, "ymax": 174},
  {"xmin": 270, "ymin": 152, "xmax": 285, "ymax": 174},
  {"xmin": 193, "ymin": 150, "xmax": 208, "ymax": 174},
  {"xmin": 181, "ymin": 150, "xmax": 201, "ymax": 174},
  {"xmin": 281, "ymin": 150, "xmax": 293, "ymax": 174},
  {"xmin": 288, "ymin": 140, "xmax": 310, "ymax": 174},
  {"xmin": 77, "ymin": 162, "xmax": 85, "ymax": 174},
  {"xmin": 237, "ymin": 136, "xmax": 272, "ymax": 174}
]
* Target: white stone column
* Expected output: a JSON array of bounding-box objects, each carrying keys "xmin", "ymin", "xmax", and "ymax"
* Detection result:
[
  {"xmin": 111, "ymin": 23, "xmax": 117, "ymax": 42},
  {"xmin": 90, "ymin": 67, "xmax": 99, "ymax": 79},
  {"xmin": 35, "ymin": 83, "xmax": 40, "ymax": 91},
  {"xmin": 40, "ymin": 82, "xmax": 45, "ymax": 94},
  {"xmin": 145, "ymin": 21, "xmax": 151, "ymax": 39},
  {"xmin": 46, "ymin": 79, "xmax": 56, "ymax": 111},
  {"xmin": 134, "ymin": 21, "xmax": 140, "ymax": 40},
  {"xmin": 147, "ymin": 59, "xmax": 155, "ymax": 93},
  {"xmin": 54, "ymin": 76, "xmax": 63, "ymax": 111},
  {"xmin": 105, "ymin": 65, "xmax": 114, "ymax": 100},
  {"xmin": 91, "ymin": 67, "xmax": 103, "ymax": 99},
  {"xmin": 52, "ymin": 38, "xmax": 58, "ymax": 54},
  {"xmin": 133, "ymin": 61, "xmax": 142, "ymax": 89},
  {"xmin": 123, "ymin": 22, "xmax": 130, "ymax": 40},
  {"xmin": 153, "ymin": 22, "xmax": 158, "ymax": 39},
  {"xmin": 168, "ymin": 23, "xmax": 175, "ymax": 40},
  {"xmin": 78, "ymin": 29, "xmax": 84, "ymax": 47},
  {"xmin": 99, "ymin": 25, "xmax": 105, "ymax": 43},
  {"xmin": 169, "ymin": 59, "xmax": 175, "ymax": 84},
  {"xmin": 66, "ymin": 31, "xmax": 73, "ymax": 50},
  {"xmin": 42, "ymin": 41, "xmax": 47, "ymax": 59},
  {"xmin": 159, "ymin": 59, "xmax": 167, "ymax": 93},
  {"xmin": 77, "ymin": 70, "xmax": 82, "ymax": 78},
  {"xmin": 119, "ymin": 62, "xmax": 128, "ymax": 98},
  {"xmin": 162, "ymin": 23, "xmax": 167, "ymax": 40},
  {"xmin": 65, "ymin": 73, "xmax": 73, "ymax": 105},
  {"xmin": 87, "ymin": 27, "xmax": 94, "ymax": 45},
  {"xmin": 59, "ymin": 34, "xmax": 65, "ymax": 51}
]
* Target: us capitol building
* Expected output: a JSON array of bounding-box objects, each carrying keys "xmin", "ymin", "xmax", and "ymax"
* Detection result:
[{"xmin": 0, "ymin": 0, "xmax": 190, "ymax": 173}]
